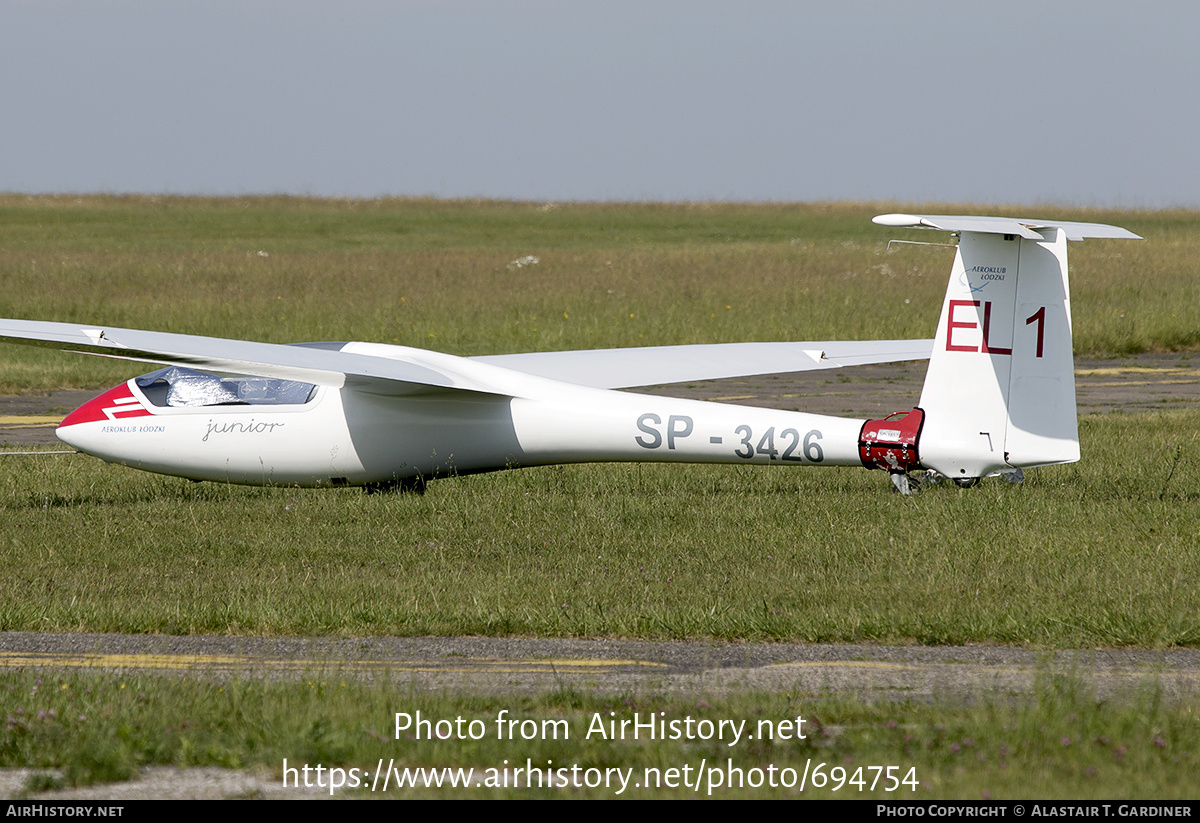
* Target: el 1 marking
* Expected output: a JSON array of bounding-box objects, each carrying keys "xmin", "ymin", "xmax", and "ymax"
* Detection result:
[{"xmin": 946, "ymin": 301, "xmax": 1047, "ymax": 358}]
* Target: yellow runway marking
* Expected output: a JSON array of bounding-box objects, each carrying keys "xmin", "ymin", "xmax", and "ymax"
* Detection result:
[
  {"xmin": 1083, "ymin": 379, "xmax": 1200, "ymax": 388},
  {"xmin": 767, "ymin": 660, "xmax": 1197, "ymax": 680},
  {"xmin": 1076, "ymin": 367, "xmax": 1200, "ymax": 377},
  {"xmin": 769, "ymin": 661, "xmax": 925, "ymax": 672},
  {"xmin": 0, "ymin": 416, "xmax": 62, "ymax": 426},
  {"xmin": 0, "ymin": 651, "xmax": 666, "ymax": 675}
]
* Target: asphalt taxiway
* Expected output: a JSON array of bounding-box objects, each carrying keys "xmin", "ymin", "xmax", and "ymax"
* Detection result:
[{"xmin": 2, "ymin": 632, "xmax": 1198, "ymax": 701}]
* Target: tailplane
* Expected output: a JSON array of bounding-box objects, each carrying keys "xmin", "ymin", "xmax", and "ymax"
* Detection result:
[{"xmin": 871, "ymin": 214, "xmax": 1140, "ymax": 482}]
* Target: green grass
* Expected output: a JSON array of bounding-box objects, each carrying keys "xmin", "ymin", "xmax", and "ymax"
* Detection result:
[
  {"xmin": 4, "ymin": 196, "xmax": 1200, "ymax": 798},
  {"xmin": 1, "ymin": 197, "xmax": 1198, "ymax": 645},
  {"xmin": 2, "ymin": 409, "xmax": 1198, "ymax": 646},
  {"xmin": 3, "ymin": 667, "xmax": 1198, "ymax": 798},
  {"xmin": 1, "ymin": 196, "xmax": 1199, "ymax": 391}
]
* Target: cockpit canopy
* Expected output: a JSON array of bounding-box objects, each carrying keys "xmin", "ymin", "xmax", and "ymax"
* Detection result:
[{"xmin": 135, "ymin": 367, "xmax": 317, "ymax": 408}]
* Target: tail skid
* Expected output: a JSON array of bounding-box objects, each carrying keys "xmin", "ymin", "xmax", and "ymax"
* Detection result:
[{"xmin": 870, "ymin": 214, "xmax": 1141, "ymax": 482}]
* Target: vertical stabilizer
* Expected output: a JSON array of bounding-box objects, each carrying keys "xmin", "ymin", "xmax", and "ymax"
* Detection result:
[
  {"xmin": 918, "ymin": 230, "xmax": 1023, "ymax": 478},
  {"xmin": 873, "ymin": 214, "xmax": 1140, "ymax": 481}
]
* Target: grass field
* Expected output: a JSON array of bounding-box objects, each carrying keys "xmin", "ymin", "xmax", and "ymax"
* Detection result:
[
  {"xmin": 2, "ymin": 195, "xmax": 1199, "ymax": 391},
  {"xmin": 2, "ymin": 196, "xmax": 1199, "ymax": 798},
  {"xmin": 2, "ymin": 408, "xmax": 1199, "ymax": 646},
  {"xmin": 1, "ymin": 195, "xmax": 1198, "ymax": 645}
]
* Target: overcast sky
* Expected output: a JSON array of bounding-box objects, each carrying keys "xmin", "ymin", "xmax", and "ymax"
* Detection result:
[{"xmin": 2, "ymin": 1, "xmax": 1197, "ymax": 207}]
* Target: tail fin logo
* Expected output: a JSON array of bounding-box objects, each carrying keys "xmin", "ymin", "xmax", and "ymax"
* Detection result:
[{"xmin": 959, "ymin": 266, "xmax": 1007, "ymax": 293}]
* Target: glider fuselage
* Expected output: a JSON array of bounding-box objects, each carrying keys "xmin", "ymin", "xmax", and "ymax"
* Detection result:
[{"xmin": 57, "ymin": 357, "xmax": 863, "ymax": 486}]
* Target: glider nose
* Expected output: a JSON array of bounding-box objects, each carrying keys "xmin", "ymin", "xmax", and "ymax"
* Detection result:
[{"xmin": 56, "ymin": 381, "xmax": 151, "ymax": 450}]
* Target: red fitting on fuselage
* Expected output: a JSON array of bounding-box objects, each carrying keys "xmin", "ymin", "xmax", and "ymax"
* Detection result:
[{"xmin": 858, "ymin": 408, "xmax": 924, "ymax": 472}]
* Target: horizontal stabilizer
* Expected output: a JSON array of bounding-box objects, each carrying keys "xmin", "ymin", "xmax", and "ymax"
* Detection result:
[{"xmin": 873, "ymin": 213, "xmax": 1142, "ymax": 241}]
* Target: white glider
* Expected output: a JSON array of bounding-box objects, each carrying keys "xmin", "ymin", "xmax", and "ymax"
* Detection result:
[{"xmin": 0, "ymin": 214, "xmax": 1139, "ymax": 491}]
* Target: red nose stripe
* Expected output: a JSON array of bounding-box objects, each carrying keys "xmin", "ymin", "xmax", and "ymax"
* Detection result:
[{"xmin": 59, "ymin": 382, "xmax": 152, "ymax": 428}]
